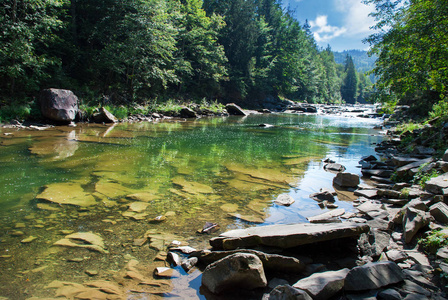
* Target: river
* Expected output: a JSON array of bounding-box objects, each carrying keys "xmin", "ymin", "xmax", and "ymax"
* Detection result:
[{"xmin": 0, "ymin": 113, "xmax": 382, "ymax": 299}]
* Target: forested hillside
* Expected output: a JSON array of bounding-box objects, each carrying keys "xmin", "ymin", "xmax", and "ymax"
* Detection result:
[
  {"xmin": 334, "ymin": 50, "xmax": 377, "ymax": 74},
  {"xmin": 0, "ymin": 0, "xmax": 373, "ymax": 120}
]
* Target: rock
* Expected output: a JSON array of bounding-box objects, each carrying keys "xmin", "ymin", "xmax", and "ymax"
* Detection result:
[
  {"xmin": 414, "ymin": 146, "xmax": 435, "ymax": 155},
  {"xmin": 293, "ymin": 268, "xmax": 349, "ymax": 300},
  {"xmin": 371, "ymin": 176, "xmax": 393, "ymax": 184},
  {"xmin": 225, "ymin": 103, "xmax": 248, "ymax": 116},
  {"xmin": 356, "ymin": 200, "xmax": 387, "ymax": 219},
  {"xmin": 85, "ymin": 270, "xmax": 98, "ymax": 276},
  {"xmin": 358, "ymin": 229, "xmax": 391, "ymax": 257},
  {"xmin": 324, "ymin": 163, "xmax": 346, "ymax": 173},
  {"xmin": 333, "ymin": 172, "xmax": 360, "ymax": 188},
  {"xmin": 402, "ymin": 207, "xmax": 431, "ymax": 243},
  {"xmin": 268, "ymin": 278, "xmax": 290, "ymax": 289},
  {"xmin": 377, "ymin": 289, "xmax": 402, "ymax": 300},
  {"xmin": 354, "ymin": 189, "xmax": 378, "ymax": 199},
  {"xmin": 396, "ymin": 158, "xmax": 434, "ymax": 177},
  {"xmin": 443, "ymin": 149, "xmax": 448, "ymax": 162},
  {"xmin": 391, "ymin": 156, "xmax": 421, "ymax": 167},
  {"xmin": 262, "ymin": 285, "xmax": 312, "ymax": 300},
  {"xmin": 21, "ymin": 236, "xmax": 37, "ymax": 243},
  {"xmin": 180, "ymin": 106, "xmax": 197, "ymax": 118},
  {"xmin": 386, "ymin": 250, "xmax": 408, "ymax": 262},
  {"xmin": 128, "ymin": 201, "xmax": 150, "ymax": 212},
  {"xmin": 181, "ymin": 257, "xmax": 198, "ymax": 271},
  {"xmin": 210, "ymin": 222, "xmax": 369, "ymax": 250},
  {"xmin": 167, "ymin": 252, "xmax": 182, "ymax": 266},
  {"xmin": 201, "ymin": 253, "xmax": 267, "ymax": 294},
  {"xmin": 344, "ymin": 261, "xmax": 404, "ymax": 291},
  {"xmin": 437, "ymin": 247, "xmax": 448, "ymax": 260},
  {"xmin": 92, "ymin": 107, "xmax": 118, "ymax": 123},
  {"xmin": 429, "ymin": 202, "xmax": 448, "ymax": 223},
  {"xmin": 361, "ymin": 169, "xmax": 394, "ymax": 178},
  {"xmin": 39, "ymin": 88, "xmax": 78, "ymax": 122},
  {"xmin": 194, "ymin": 249, "xmax": 306, "ymax": 274},
  {"xmin": 307, "ymin": 208, "xmax": 345, "ymax": 223},
  {"xmin": 425, "ymin": 173, "xmax": 448, "ymax": 194},
  {"xmin": 36, "ymin": 182, "xmax": 97, "ymax": 207},
  {"xmin": 154, "ymin": 267, "xmax": 180, "ymax": 278},
  {"xmin": 274, "ymin": 194, "xmax": 295, "ymax": 206},
  {"xmin": 310, "ymin": 191, "xmax": 335, "ymax": 202},
  {"xmin": 53, "ymin": 232, "xmax": 107, "ymax": 253},
  {"xmin": 361, "ymin": 155, "xmax": 378, "ymax": 162}
]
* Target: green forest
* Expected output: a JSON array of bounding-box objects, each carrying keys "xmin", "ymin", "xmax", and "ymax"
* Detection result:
[
  {"xmin": 0, "ymin": 0, "xmax": 373, "ymax": 121},
  {"xmin": 365, "ymin": 0, "xmax": 448, "ymax": 117}
]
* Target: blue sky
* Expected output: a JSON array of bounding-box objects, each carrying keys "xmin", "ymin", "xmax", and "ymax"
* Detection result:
[{"xmin": 282, "ymin": 0, "xmax": 377, "ymax": 51}]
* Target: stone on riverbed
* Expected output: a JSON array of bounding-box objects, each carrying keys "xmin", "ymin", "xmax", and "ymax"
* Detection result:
[
  {"xmin": 310, "ymin": 191, "xmax": 335, "ymax": 202},
  {"xmin": 53, "ymin": 232, "xmax": 107, "ymax": 253},
  {"xmin": 324, "ymin": 163, "xmax": 346, "ymax": 173},
  {"xmin": 274, "ymin": 194, "xmax": 295, "ymax": 206},
  {"xmin": 36, "ymin": 182, "xmax": 96, "ymax": 207},
  {"xmin": 201, "ymin": 253, "xmax": 267, "ymax": 294},
  {"xmin": 333, "ymin": 172, "xmax": 360, "ymax": 188},
  {"xmin": 210, "ymin": 222, "xmax": 369, "ymax": 250}
]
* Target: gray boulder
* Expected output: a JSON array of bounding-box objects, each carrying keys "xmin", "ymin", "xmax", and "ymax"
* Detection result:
[
  {"xmin": 39, "ymin": 88, "xmax": 78, "ymax": 122},
  {"xmin": 274, "ymin": 194, "xmax": 295, "ymax": 206},
  {"xmin": 92, "ymin": 107, "xmax": 118, "ymax": 123},
  {"xmin": 310, "ymin": 191, "xmax": 335, "ymax": 202},
  {"xmin": 180, "ymin": 106, "xmax": 197, "ymax": 118},
  {"xmin": 396, "ymin": 158, "xmax": 433, "ymax": 177},
  {"xmin": 344, "ymin": 261, "xmax": 404, "ymax": 291},
  {"xmin": 324, "ymin": 163, "xmax": 346, "ymax": 173},
  {"xmin": 425, "ymin": 173, "xmax": 448, "ymax": 194},
  {"xmin": 358, "ymin": 229, "xmax": 391, "ymax": 258},
  {"xmin": 333, "ymin": 172, "xmax": 360, "ymax": 188},
  {"xmin": 377, "ymin": 288, "xmax": 402, "ymax": 300},
  {"xmin": 201, "ymin": 253, "xmax": 267, "ymax": 294},
  {"xmin": 262, "ymin": 285, "xmax": 312, "ymax": 300},
  {"xmin": 443, "ymin": 149, "xmax": 448, "ymax": 162},
  {"xmin": 226, "ymin": 103, "xmax": 248, "ymax": 116},
  {"xmin": 209, "ymin": 222, "xmax": 369, "ymax": 250},
  {"xmin": 403, "ymin": 207, "xmax": 431, "ymax": 243},
  {"xmin": 293, "ymin": 268, "xmax": 349, "ymax": 300},
  {"xmin": 430, "ymin": 202, "xmax": 448, "ymax": 224}
]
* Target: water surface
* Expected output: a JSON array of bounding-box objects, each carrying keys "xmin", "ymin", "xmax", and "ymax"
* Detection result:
[{"xmin": 0, "ymin": 113, "xmax": 382, "ymax": 299}]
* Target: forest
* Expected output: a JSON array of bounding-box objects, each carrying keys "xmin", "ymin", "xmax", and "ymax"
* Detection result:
[{"xmin": 0, "ymin": 0, "xmax": 371, "ymax": 121}]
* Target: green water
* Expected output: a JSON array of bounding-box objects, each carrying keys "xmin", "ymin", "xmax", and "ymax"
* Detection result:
[{"xmin": 0, "ymin": 114, "xmax": 382, "ymax": 299}]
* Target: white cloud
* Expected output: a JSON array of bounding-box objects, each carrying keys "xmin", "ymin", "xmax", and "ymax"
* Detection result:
[
  {"xmin": 334, "ymin": 0, "xmax": 376, "ymax": 36},
  {"xmin": 309, "ymin": 15, "xmax": 347, "ymax": 43}
]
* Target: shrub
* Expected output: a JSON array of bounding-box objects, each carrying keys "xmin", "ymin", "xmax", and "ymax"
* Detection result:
[{"xmin": 419, "ymin": 229, "xmax": 448, "ymax": 255}]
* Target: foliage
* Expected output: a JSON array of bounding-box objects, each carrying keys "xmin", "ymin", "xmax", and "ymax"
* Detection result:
[
  {"xmin": 412, "ymin": 164, "xmax": 441, "ymax": 188},
  {"xmin": 341, "ymin": 55, "xmax": 358, "ymax": 103},
  {"xmin": 429, "ymin": 99, "xmax": 448, "ymax": 121},
  {"xmin": 419, "ymin": 229, "xmax": 448, "ymax": 255},
  {"xmin": 364, "ymin": 0, "xmax": 448, "ymax": 114}
]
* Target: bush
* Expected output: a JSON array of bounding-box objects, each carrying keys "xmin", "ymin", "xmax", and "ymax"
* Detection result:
[
  {"xmin": 0, "ymin": 104, "xmax": 32, "ymax": 123},
  {"xmin": 419, "ymin": 229, "xmax": 448, "ymax": 255}
]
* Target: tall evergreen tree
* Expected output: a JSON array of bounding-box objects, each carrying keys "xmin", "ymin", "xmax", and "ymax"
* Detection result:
[{"xmin": 341, "ymin": 55, "xmax": 358, "ymax": 103}]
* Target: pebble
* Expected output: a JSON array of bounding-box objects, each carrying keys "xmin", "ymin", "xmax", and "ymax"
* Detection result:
[
  {"xmin": 85, "ymin": 270, "xmax": 98, "ymax": 276},
  {"xmin": 21, "ymin": 236, "xmax": 37, "ymax": 243}
]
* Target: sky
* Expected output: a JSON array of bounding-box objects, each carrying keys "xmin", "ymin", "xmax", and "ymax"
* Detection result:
[{"xmin": 282, "ymin": 0, "xmax": 377, "ymax": 52}]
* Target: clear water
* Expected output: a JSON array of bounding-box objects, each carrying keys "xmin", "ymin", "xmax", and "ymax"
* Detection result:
[{"xmin": 0, "ymin": 113, "xmax": 382, "ymax": 299}]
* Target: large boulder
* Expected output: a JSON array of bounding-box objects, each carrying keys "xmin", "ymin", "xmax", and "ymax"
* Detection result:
[
  {"xmin": 293, "ymin": 269, "xmax": 350, "ymax": 300},
  {"xmin": 180, "ymin": 106, "xmax": 198, "ymax": 118},
  {"xmin": 333, "ymin": 172, "xmax": 360, "ymax": 188},
  {"xmin": 344, "ymin": 261, "xmax": 404, "ymax": 291},
  {"xmin": 209, "ymin": 222, "xmax": 369, "ymax": 250},
  {"xmin": 429, "ymin": 202, "xmax": 448, "ymax": 224},
  {"xmin": 39, "ymin": 88, "xmax": 78, "ymax": 122},
  {"xmin": 92, "ymin": 107, "xmax": 118, "ymax": 123},
  {"xmin": 403, "ymin": 207, "xmax": 431, "ymax": 243},
  {"xmin": 226, "ymin": 103, "xmax": 248, "ymax": 116},
  {"xmin": 201, "ymin": 253, "xmax": 267, "ymax": 294}
]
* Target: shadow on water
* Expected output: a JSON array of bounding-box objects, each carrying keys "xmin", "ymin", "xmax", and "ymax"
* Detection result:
[{"xmin": 0, "ymin": 113, "xmax": 382, "ymax": 299}]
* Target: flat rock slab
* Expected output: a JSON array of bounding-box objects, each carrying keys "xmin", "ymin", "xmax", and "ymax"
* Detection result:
[
  {"xmin": 293, "ymin": 268, "xmax": 349, "ymax": 300},
  {"xmin": 210, "ymin": 223, "xmax": 369, "ymax": 250},
  {"xmin": 425, "ymin": 173, "xmax": 448, "ymax": 194},
  {"xmin": 344, "ymin": 261, "xmax": 404, "ymax": 291},
  {"xmin": 307, "ymin": 208, "xmax": 345, "ymax": 223},
  {"xmin": 354, "ymin": 189, "xmax": 378, "ymax": 199}
]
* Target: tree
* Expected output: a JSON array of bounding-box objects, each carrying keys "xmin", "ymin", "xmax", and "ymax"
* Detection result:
[
  {"xmin": 0, "ymin": 0, "xmax": 68, "ymax": 103},
  {"xmin": 364, "ymin": 0, "xmax": 448, "ymax": 113},
  {"xmin": 341, "ymin": 55, "xmax": 358, "ymax": 103}
]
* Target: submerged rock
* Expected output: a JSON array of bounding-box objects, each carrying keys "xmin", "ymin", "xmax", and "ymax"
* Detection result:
[
  {"xmin": 36, "ymin": 182, "xmax": 96, "ymax": 207},
  {"xmin": 210, "ymin": 222, "xmax": 369, "ymax": 250},
  {"xmin": 201, "ymin": 253, "xmax": 267, "ymax": 294},
  {"xmin": 53, "ymin": 232, "xmax": 107, "ymax": 253}
]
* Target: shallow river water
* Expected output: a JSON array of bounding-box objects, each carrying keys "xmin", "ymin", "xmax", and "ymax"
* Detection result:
[{"xmin": 0, "ymin": 113, "xmax": 382, "ymax": 299}]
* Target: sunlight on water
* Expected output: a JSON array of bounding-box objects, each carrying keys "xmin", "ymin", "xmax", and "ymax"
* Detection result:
[{"xmin": 0, "ymin": 114, "xmax": 382, "ymax": 299}]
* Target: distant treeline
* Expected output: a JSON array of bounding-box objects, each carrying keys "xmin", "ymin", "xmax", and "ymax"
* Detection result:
[{"xmin": 0, "ymin": 0, "xmax": 372, "ymax": 109}]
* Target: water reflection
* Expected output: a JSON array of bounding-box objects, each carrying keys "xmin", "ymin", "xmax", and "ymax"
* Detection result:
[{"xmin": 0, "ymin": 114, "xmax": 382, "ymax": 299}]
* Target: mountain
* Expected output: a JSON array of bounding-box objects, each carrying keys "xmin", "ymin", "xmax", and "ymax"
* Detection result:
[{"xmin": 334, "ymin": 50, "xmax": 377, "ymax": 74}]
